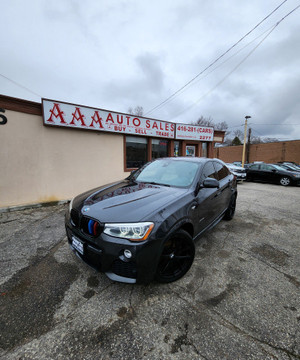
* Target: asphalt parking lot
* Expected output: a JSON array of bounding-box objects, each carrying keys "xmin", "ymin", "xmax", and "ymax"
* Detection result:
[{"xmin": 0, "ymin": 182, "xmax": 300, "ymax": 360}]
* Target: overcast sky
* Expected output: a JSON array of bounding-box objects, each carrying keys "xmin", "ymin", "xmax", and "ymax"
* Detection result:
[{"xmin": 1, "ymin": 0, "xmax": 300, "ymax": 140}]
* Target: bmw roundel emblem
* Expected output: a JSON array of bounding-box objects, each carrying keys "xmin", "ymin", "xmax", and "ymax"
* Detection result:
[{"xmin": 83, "ymin": 207, "xmax": 90, "ymax": 212}]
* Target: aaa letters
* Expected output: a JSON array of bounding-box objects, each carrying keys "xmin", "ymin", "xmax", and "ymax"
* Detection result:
[{"xmin": 44, "ymin": 101, "xmax": 175, "ymax": 139}]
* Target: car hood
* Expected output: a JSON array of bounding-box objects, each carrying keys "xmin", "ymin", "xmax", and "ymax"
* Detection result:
[
  {"xmin": 72, "ymin": 180, "xmax": 188, "ymax": 223},
  {"xmin": 287, "ymin": 171, "xmax": 300, "ymax": 175}
]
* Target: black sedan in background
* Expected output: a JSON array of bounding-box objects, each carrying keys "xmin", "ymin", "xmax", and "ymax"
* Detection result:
[
  {"xmin": 66, "ymin": 157, "xmax": 237, "ymax": 284},
  {"xmin": 247, "ymin": 163, "xmax": 300, "ymax": 186}
]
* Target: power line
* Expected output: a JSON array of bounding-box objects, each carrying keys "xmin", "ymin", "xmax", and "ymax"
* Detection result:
[
  {"xmin": 227, "ymin": 124, "xmax": 244, "ymax": 129},
  {"xmin": 169, "ymin": 25, "xmax": 278, "ymax": 120},
  {"xmin": 168, "ymin": 3, "xmax": 300, "ymax": 120},
  {"xmin": 0, "ymin": 73, "xmax": 42, "ymax": 98},
  {"xmin": 145, "ymin": 26, "xmax": 275, "ymax": 114},
  {"xmin": 249, "ymin": 123, "xmax": 300, "ymax": 126},
  {"xmin": 144, "ymin": 0, "xmax": 288, "ymax": 116},
  {"xmin": 251, "ymin": 127, "xmax": 294, "ymax": 140}
]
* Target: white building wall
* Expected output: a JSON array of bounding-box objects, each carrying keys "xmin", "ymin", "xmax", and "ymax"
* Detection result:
[{"xmin": 0, "ymin": 110, "xmax": 126, "ymax": 208}]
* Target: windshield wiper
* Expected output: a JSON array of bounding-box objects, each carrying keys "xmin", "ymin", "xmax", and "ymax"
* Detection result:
[{"xmin": 141, "ymin": 181, "xmax": 171, "ymax": 187}]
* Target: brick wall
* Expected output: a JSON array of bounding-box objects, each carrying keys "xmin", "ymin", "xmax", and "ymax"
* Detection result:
[{"xmin": 214, "ymin": 140, "xmax": 300, "ymax": 164}]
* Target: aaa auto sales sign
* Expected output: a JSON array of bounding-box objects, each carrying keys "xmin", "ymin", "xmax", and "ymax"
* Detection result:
[{"xmin": 42, "ymin": 99, "xmax": 175, "ymax": 139}]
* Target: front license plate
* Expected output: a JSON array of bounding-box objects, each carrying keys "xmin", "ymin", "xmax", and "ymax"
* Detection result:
[{"xmin": 72, "ymin": 236, "xmax": 84, "ymax": 255}]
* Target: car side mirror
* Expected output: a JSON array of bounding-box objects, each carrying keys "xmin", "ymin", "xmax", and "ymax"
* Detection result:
[
  {"xmin": 194, "ymin": 177, "xmax": 220, "ymax": 196},
  {"xmin": 202, "ymin": 178, "xmax": 220, "ymax": 188}
]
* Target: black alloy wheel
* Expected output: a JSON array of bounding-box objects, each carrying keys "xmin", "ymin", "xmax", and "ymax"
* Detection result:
[
  {"xmin": 279, "ymin": 176, "xmax": 291, "ymax": 186},
  {"xmin": 155, "ymin": 230, "xmax": 195, "ymax": 283},
  {"xmin": 223, "ymin": 194, "xmax": 237, "ymax": 220}
]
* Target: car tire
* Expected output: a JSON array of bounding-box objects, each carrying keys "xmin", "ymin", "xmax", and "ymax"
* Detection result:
[
  {"xmin": 223, "ymin": 194, "xmax": 237, "ymax": 221},
  {"xmin": 279, "ymin": 177, "xmax": 291, "ymax": 186},
  {"xmin": 155, "ymin": 229, "xmax": 195, "ymax": 283}
]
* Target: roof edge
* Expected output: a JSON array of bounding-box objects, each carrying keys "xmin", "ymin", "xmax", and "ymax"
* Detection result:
[{"xmin": 0, "ymin": 94, "xmax": 42, "ymax": 115}]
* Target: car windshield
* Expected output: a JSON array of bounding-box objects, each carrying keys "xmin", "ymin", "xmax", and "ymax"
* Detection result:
[
  {"xmin": 135, "ymin": 159, "xmax": 200, "ymax": 187},
  {"xmin": 286, "ymin": 165, "xmax": 299, "ymax": 170}
]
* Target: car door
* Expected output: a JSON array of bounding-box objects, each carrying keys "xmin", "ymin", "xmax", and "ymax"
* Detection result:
[
  {"xmin": 192, "ymin": 161, "xmax": 220, "ymax": 237},
  {"xmin": 248, "ymin": 164, "xmax": 261, "ymax": 181},
  {"xmin": 213, "ymin": 161, "xmax": 232, "ymax": 213},
  {"xmin": 259, "ymin": 164, "xmax": 277, "ymax": 183}
]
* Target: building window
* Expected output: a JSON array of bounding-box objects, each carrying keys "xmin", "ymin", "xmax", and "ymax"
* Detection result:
[
  {"xmin": 186, "ymin": 145, "xmax": 196, "ymax": 157},
  {"xmin": 174, "ymin": 141, "xmax": 181, "ymax": 157},
  {"xmin": 126, "ymin": 136, "xmax": 148, "ymax": 169},
  {"xmin": 152, "ymin": 139, "xmax": 168, "ymax": 160}
]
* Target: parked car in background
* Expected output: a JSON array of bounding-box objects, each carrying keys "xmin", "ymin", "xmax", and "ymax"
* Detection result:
[
  {"xmin": 246, "ymin": 163, "xmax": 300, "ymax": 186},
  {"xmin": 226, "ymin": 163, "xmax": 247, "ymax": 182},
  {"xmin": 231, "ymin": 162, "xmax": 254, "ymax": 170},
  {"xmin": 277, "ymin": 160, "xmax": 300, "ymax": 166},
  {"xmin": 232, "ymin": 161, "xmax": 242, "ymax": 167},
  {"xmin": 275, "ymin": 163, "xmax": 300, "ymax": 173},
  {"xmin": 66, "ymin": 157, "xmax": 237, "ymax": 284},
  {"xmin": 277, "ymin": 161, "xmax": 300, "ymax": 169}
]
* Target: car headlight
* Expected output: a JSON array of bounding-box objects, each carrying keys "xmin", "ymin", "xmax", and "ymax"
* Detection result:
[
  {"xmin": 293, "ymin": 174, "xmax": 300, "ymax": 178},
  {"xmin": 103, "ymin": 222, "xmax": 154, "ymax": 241}
]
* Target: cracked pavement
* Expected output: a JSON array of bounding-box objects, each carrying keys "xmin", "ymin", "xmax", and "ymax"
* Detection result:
[{"xmin": 0, "ymin": 182, "xmax": 299, "ymax": 359}]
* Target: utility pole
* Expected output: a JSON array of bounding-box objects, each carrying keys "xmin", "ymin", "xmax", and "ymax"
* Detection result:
[
  {"xmin": 242, "ymin": 116, "xmax": 251, "ymax": 167},
  {"xmin": 246, "ymin": 127, "xmax": 252, "ymax": 164}
]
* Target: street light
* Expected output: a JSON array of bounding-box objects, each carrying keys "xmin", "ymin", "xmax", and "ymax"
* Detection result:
[{"xmin": 242, "ymin": 116, "xmax": 251, "ymax": 167}]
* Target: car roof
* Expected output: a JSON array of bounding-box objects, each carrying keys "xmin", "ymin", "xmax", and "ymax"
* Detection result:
[
  {"xmin": 155, "ymin": 157, "xmax": 224, "ymax": 164},
  {"xmin": 226, "ymin": 163, "xmax": 245, "ymax": 169},
  {"xmin": 253, "ymin": 163, "xmax": 290, "ymax": 170}
]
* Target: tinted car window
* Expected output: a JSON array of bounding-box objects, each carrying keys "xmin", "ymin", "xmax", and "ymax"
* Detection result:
[
  {"xmin": 201, "ymin": 162, "xmax": 218, "ymax": 181},
  {"xmin": 260, "ymin": 164, "xmax": 273, "ymax": 171},
  {"xmin": 214, "ymin": 162, "xmax": 230, "ymax": 180},
  {"xmin": 249, "ymin": 164, "xmax": 260, "ymax": 170}
]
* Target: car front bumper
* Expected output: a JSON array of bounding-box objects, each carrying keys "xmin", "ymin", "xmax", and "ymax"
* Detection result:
[
  {"xmin": 233, "ymin": 172, "xmax": 247, "ymax": 181},
  {"xmin": 65, "ymin": 212, "xmax": 161, "ymax": 284}
]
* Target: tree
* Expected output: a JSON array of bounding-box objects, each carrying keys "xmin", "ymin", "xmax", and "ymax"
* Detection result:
[
  {"xmin": 224, "ymin": 129, "xmax": 244, "ymax": 146},
  {"xmin": 193, "ymin": 115, "xmax": 214, "ymax": 127},
  {"xmin": 215, "ymin": 121, "xmax": 228, "ymax": 131},
  {"xmin": 233, "ymin": 129, "xmax": 244, "ymax": 141},
  {"xmin": 251, "ymin": 135, "xmax": 262, "ymax": 144},
  {"xmin": 262, "ymin": 137, "xmax": 279, "ymax": 143},
  {"xmin": 223, "ymin": 136, "xmax": 233, "ymax": 146},
  {"xmin": 250, "ymin": 135, "xmax": 278, "ymax": 144},
  {"xmin": 128, "ymin": 106, "xmax": 144, "ymax": 116},
  {"xmin": 192, "ymin": 116, "xmax": 228, "ymax": 131},
  {"xmin": 232, "ymin": 136, "xmax": 242, "ymax": 146}
]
